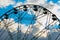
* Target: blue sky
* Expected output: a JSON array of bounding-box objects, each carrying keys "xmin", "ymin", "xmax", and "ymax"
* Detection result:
[
  {"xmin": 0, "ymin": 0, "xmax": 60, "ymax": 28},
  {"xmin": 0, "ymin": 0, "xmax": 26, "ymax": 16},
  {"xmin": 0, "ymin": 0, "xmax": 60, "ymax": 15},
  {"xmin": 47, "ymin": 0, "xmax": 60, "ymax": 3},
  {"xmin": 15, "ymin": 0, "xmax": 26, "ymax": 2}
]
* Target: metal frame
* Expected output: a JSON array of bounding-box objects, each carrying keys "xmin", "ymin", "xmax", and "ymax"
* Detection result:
[{"xmin": 0, "ymin": 4, "xmax": 60, "ymax": 40}]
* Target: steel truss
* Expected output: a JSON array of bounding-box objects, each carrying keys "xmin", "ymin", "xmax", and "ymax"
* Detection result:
[{"xmin": 0, "ymin": 4, "xmax": 60, "ymax": 40}]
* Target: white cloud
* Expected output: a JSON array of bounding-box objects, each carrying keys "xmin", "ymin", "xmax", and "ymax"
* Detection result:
[
  {"xmin": 13, "ymin": 0, "xmax": 60, "ymax": 32},
  {"xmin": 51, "ymin": 5, "xmax": 60, "ymax": 19},
  {"xmin": 0, "ymin": 0, "xmax": 15, "ymax": 8},
  {"xmin": 47, "ymin": 1, "xmax": 60, "ymax": 19},
  {"xmin": 14, "ymin": 2, "xmax": 23, "ymax": 7},
  {"xmin": 25, "ymin": 0, "xmax": 46, "ymax": 5},
  {"xmin": 0, "ymin": 0, "xmax": 60, "ymax": 40}
]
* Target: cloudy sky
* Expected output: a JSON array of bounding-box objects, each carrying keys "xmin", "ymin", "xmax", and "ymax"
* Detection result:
[
  {"xmin": 0, "ymin": 0, "xmax": 60, "ymax": 33},
  {"xmin": 0, "ymin": 1, "xmax": 60, "ymax": 40},
  {"xmin": 0, "ymin": 0, "xmax": 60, "ymax": 18}
]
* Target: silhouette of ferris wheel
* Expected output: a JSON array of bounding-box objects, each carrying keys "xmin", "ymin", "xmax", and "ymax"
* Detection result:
[{"xmin": 0, "ymin": 4, "xmax": 60, "ymax": 40}]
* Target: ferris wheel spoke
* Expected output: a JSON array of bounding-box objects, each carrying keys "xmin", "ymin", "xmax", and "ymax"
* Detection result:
[
  {"xmin": 6, "ymin": 28, "xmax": 13, "ymax": 40},
  {"xmin": 6, "ymin": 23, "xmax": 13, "ymax": 40},
  {"xmin": 34, "ymin": 30, "xmax": 47, "ymax": 40},
  {"xmin": 55, "ymin": 34, "xmax": 60, "ymax": 40},
  {"xmin": 0, "ymin": 19, "xmax": 8, "ymax": 38},
  {"xmin": 37, "ymin": 14, "xmax": 46, "ymax": 20},
  {"xmin": 2, "ymin": 19, "xmax": 13, "ymax": 40},
  {"xmin": 0, "ymin": 29, "xmax": 6, "ymax": 39},
  {"xmin": 2, "ymin": 11, "xmax": 27, "ymax": 28},
  {"xmin": 0, "ymin": 20, "xmax": 13, "ymax": 40},
  {"xmin": 4, "ymin": 12, "xmax": 44, "ymax": 27},
  {"xmin": 25, "ymin": 14, "xmax": 38, "ymax": 40},
  {"xmin": 44, "ymin": 14, "xmax": 51, "ymax": 30},
  {"xmin": 35, "ymin": 21, "xmax": 57, "ymax": 40},
  {"xmin": 36, "ymin": 20, "xmax": 44, "ymax": 27},
  {"xmin": 30, "ymin": 21, "xmax": 55, "ymax": 40},
  {"xmin": 21, "ymin": 15, "xmax": 35, "ymax": 40},
  {"xmin": 36, "ymin": 9, "xmax": 44, "ymax": 17},
  {"xmin": 0, "ymin": 4, "xmax": 60, "ymax": 40},
  {"xmin": 17, "ymin": 13, "xmax": 23, "ymax": 40}
]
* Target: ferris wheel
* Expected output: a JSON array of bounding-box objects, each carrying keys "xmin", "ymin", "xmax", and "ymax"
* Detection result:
[{"xmin": 0, "ymin": 4, "xmax": 60, "ymax": 40}]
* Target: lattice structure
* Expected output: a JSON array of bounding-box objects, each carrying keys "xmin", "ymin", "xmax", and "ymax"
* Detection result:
[{"xmin": 0, "ymin": 4, "xmax": 60, "ymax": 40}]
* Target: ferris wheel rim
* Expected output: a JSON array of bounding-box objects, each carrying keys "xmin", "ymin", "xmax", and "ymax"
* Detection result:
[{"xmin": 0, "ymin": 4, "xmax": 54, "ymax": 18}]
